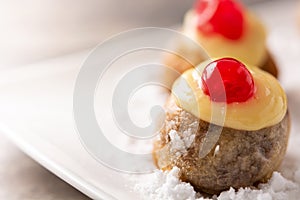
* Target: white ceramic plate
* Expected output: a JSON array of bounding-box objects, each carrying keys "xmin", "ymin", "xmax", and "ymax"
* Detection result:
[{"xmin": 0, "ymin": 0, "xmax": 300, "ymax": 199}]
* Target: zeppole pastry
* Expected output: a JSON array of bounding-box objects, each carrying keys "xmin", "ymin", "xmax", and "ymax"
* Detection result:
[
  {"xmin": 165, "ymin": 0, "xmax": 278, "ymax": 77},
  {"xmin": 153, "ymin": 58, "xmax": 289, "ymax": 194}
]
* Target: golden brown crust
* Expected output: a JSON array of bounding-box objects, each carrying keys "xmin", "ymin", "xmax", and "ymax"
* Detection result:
[
  {"xmin": 163, "ymin": 50, "xmax": 278, "ymax": 78},
  {"xmin": 261, "ymin": 52, "xmax": 279, "ymax": 78},
  {"xmin": 153, "ymin": 96, "xmax": 290, "ymax": 194},
  {"xmin": 163, "ymin": 52, "xmax": 199, "ymax": 75}
]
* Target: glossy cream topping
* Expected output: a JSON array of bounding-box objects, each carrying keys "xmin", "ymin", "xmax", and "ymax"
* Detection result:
[
  {"xmin": 183, "ymin": 10, "xmax": 268, "ymax": 67},
  {"xmin": 172, "ymin": 60, "xmax": 287, "ymax": 131}
]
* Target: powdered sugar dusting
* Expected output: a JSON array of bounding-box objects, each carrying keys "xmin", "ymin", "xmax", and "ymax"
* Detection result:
[
  {"xmin": 169, "ymin": 130, "xmax": 187, "ymax": 157},
  {"xmin": 134, "ymin": 167, "xmax": 201, "ymax": 200},
  {"xmin": 134, "ymin": 167, "xmax": 300, "ymax": 200},
  {"xmin": 169, "ymin": 129, "xmax": 195, "ymax": 157},
  {"xmin": 183, "ymin": 130, "xmax": 195, "ymax": 149},
  {"xmin": 218, "ymin": 172, "xmax": 299, "ymax": 200}
]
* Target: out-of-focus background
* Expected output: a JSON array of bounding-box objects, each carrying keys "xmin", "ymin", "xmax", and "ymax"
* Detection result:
[
  {"xmin": 0, "ymin": 0, "xmax": 278, "ymax": 199},
  {"xmin": 0, "ymin": 0, "xmax": 260, "ymax": 69},
  {"xmin": 0, "ymin": 0, "xmax": 196, "ymax": 69}
]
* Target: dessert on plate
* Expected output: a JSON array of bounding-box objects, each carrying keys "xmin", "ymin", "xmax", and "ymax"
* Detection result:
[
  {"xmin": 165, "ymin": 0, "xmax": 278, "ymax": 77},
  {"xmin": 153, "ymin": 58, "xmax": 289, "ymax": 194}
]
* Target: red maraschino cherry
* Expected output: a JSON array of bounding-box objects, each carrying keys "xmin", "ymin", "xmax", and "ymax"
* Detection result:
[
  {"xmin": 201, "ymin": 58, "xmax": 255, "ymax": 103},
  {"xmin": 195, "ymin": 0, "xmax": 245, "ymax": 40}
]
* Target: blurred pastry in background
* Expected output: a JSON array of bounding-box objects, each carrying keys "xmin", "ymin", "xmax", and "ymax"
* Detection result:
[
  {"xmin": 165, "ymin": 0, "xmax": 278, "ymax": 77},
  {"xmin": 297, "ymin": 1, "xmax": 300, "ymax": 29}
]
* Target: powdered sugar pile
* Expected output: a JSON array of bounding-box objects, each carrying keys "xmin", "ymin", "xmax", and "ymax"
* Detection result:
[
  {"xmin": 134, "ymin": 167, "xmax": 198, "ymax": 200},
  {"xmin": 134, "ymin": 167, "xmax": 300, "ymax": 200}
]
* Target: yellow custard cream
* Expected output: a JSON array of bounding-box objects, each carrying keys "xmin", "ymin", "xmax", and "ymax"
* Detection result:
[
  {"xmin": 183, "ymin": 10, "xmax": 268, "ymax": 67},
  {"xmin": 172, "ymin": 61, "xmax": 287, "ymax": 131}
]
